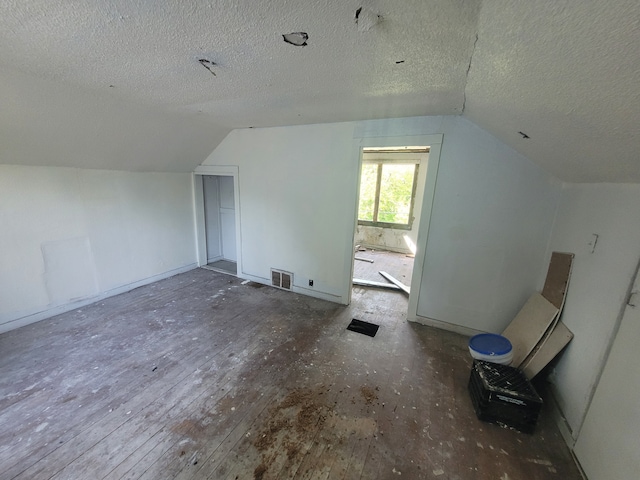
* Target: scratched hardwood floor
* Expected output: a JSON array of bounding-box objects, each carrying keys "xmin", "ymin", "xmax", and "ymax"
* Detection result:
[{"xmin": 0, "ymin": 263, "xmax": 582, "ymax": 479}]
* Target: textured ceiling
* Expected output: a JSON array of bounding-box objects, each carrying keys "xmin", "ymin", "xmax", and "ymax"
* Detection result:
[
  {"xmin": 0, "ymin": 0, "xmax": 638, "ymax": 181},
  {"xmin": 465, "ymin": 1, "xmax": 640, "ymax": 183}
]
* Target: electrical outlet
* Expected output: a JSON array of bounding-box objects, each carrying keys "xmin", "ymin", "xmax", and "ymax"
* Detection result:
[{"xmin": 309, "ymin": 279, "xmax": 314, "ymax": 287}]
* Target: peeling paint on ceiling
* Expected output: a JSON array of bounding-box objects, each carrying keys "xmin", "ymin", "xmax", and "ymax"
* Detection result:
[{"xmin": 282, "ymin": 32, "xmax": 308, "ymax": 47}]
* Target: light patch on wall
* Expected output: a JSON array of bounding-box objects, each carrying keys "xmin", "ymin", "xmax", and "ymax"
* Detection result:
[
  {"xmin": 282, "ymin": 32, "xmax": 308, "ymax": 47},
  {"xmin": 42, "ymin": 237, "xmax": 99, "ymax": 305}
]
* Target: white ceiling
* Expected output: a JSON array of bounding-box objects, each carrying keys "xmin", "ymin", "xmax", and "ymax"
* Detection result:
[{"xmin": 1, "ymin": 0, "xmax": 638, "ymax": 181}]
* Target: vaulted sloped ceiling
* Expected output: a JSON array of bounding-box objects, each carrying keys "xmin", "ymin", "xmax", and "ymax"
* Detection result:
[
  {"xmin": 1, "ymin": 1, "xmax": 638, "ymax": 181},
  {"xmin": 465, "ymin": 1, "xmax": 640, "ymax": 183}
]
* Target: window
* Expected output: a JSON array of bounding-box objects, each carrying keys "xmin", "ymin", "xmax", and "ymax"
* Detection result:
[{"xmin": 357, "ymin": 150, "xmax": 422, "ymax": 230}]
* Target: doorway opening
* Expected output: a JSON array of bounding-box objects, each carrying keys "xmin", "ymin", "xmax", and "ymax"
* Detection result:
[
  {"xmin": 351, "ymin": 146, "xmax": 429, "ymax": 313},
  {"xmin": 202, "ymin": 175, "xmax": 237, "ymax": 275}
]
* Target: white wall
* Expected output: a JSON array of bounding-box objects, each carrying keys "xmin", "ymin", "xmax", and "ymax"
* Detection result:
[
  {"xmin": 418, "ymin": 118, "xmax": 561, "ymax": 332},
  {"xmin": 363, "ymin": 117, "xmax": 559, "ymax": 333},
  {"xmin": 201, "ymin": 122, "xmax": 357, "ymax": 302},
  {"xmin": 545, "ymin": 183, "xmax": 640, "ymax": 436},
  {"xmin": 201, "ymin": 115, "xmax": 560, "ymax": 333},
  {"xmin": 0, "ymin": 165, "xmax": 197, "ymax": 333}
]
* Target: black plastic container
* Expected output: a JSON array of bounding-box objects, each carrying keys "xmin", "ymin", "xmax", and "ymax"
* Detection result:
[{"xmin": 468, "ymin": 360, "xmax": 543, "ymax": 434}]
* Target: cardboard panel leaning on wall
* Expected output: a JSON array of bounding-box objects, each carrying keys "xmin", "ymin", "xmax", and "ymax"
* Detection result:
[
  {"xmin": 0, "ymin": 165, "xmax": 197, "ymax": 333},
  {"xmin": 545, "ymin": 183, "xmax": 640, "ymax": 436}
]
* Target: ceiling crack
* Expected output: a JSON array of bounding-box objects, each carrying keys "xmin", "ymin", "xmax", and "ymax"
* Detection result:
[
  {"xmin": 461, "ymin": 33, "xmax": 479, "ymax": 114},
  {"xmin": 198, "ymin": 59, "xmax": 217, "ymax": 76}
]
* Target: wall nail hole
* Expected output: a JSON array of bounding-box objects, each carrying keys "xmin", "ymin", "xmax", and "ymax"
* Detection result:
[
  {"xmin": 518, "ymin": 131, "xmax": 530, "ymax": 139},
  {"xmin": 395, "ymin": 60, "xmax": 405, "ymax": 64}
]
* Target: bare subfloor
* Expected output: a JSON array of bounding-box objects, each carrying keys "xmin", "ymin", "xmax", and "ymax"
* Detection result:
[{"xmin": 0, "ymin": 268, "xmax": 582, "ymax": 479}]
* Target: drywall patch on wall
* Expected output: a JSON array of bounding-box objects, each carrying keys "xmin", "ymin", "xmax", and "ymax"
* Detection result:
[
  {"xmin": 42, "ymin": 236, "xmax": 99, "ymax": 305},
  {"xmin": 0, "ymin": 164, "xmax": 197, "ymax": 332}
]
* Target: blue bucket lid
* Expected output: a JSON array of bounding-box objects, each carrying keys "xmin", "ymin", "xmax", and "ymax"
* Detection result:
[{"xmin": 469, "ymin": 333, "xmax": 512, "ymax": 356}]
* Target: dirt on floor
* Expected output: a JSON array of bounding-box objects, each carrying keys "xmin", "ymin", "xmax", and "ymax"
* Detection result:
[{"xmin": 251, "ymin": 382, "xmax": 381, "ymax": 479}]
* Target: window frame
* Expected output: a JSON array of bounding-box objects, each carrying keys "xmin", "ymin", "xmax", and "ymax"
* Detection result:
[{"xmin": 357, "ymin": 152, "xmax": 421, "ymax": 231}]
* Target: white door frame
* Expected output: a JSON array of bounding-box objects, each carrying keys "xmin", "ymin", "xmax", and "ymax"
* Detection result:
[
  {"xmin": 347, "ymin": 134, "xmax": 443, "ymax": 320},
  {"xmin": 192, "ymin": 165, "xmax": 242, "ymax": 276},
  {"xmin": 573, "ymin": 256, "xmax": 640, "ymax": 478}
]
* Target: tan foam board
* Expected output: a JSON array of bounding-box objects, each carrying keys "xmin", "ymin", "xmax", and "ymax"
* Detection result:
[
  {"xmin": 502, "ymin": 293, "xmax": 559, "ymax": 367},
  {"xmin": 521, "ymin": 321, "xmax": 574, "ymax": 379}
]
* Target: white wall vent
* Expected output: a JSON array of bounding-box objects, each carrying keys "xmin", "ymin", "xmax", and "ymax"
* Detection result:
[{"xmin": 271, "ymin": 268, "xmax": 293, "ymax": 290}]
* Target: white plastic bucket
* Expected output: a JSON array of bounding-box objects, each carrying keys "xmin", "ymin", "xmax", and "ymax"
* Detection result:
[{"xmin": 468, "ymin": 333, "xmax": 513, "ymax": 365}]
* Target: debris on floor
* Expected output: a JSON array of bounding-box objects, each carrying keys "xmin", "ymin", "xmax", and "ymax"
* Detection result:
[
  {"xmin": 378, "ymin": 271, "xmax": 410, "ymax": 295},
  {"xmin": 355, "ymin": 256, "xmax": 374, "ymax": 263},
  {"xmin": 352, "ymin": 278, "xmax": 401, "ymax": 290}
]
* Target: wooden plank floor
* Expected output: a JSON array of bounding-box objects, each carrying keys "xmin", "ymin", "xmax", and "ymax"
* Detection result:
[
  {"xmin": 0, "ymin": 267, "xmax": 583, "ymax": 479},
  {"xmin": 352, "ymin": 249, "xmax": 413, "ymax": 286}
]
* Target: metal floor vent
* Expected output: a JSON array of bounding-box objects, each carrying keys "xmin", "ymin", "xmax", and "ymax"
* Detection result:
[
  {"xmin": 271, "ymin": 268, "xmax": 293, "ymax": 290},
  {"xmin": 347, "ymin": 318, "xmax": 379, "ymax": 337}
]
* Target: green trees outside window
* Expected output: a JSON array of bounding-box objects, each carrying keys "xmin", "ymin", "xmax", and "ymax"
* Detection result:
[{"xmin": 357, "ymin": 161, "xmax": 418, "ymax": 229}]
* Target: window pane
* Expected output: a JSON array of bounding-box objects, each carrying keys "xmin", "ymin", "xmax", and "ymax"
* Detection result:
[
  {"xmin": 378, "ymin": 164, "xmax": 414, "ymax": 224},
  {"xmin": 357, "ymin": 164, "xmax": 378, "ymax": 221}
]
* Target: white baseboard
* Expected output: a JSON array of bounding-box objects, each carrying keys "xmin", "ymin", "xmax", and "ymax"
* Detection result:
[
  {"xmin": 205, "ymin": 255, "xmax": 224, "ymax": 264},
  {"xmin": 545, "ymin": 387, "xmax": 577, "ymax": 447},
  {"xmin": 544, "ymin": 388, "xmax": 589, "ymax": 478},
  {"xmin": 0, "ymin": 263, "xmax": 198, "ymax": 334},
  {"xmin": 408, "ymin": 313, "xmax": 484, "ymax": 337},
  {"xmin": 237, "ymin": 272, "xmax": 346, "ymax": 305}
]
